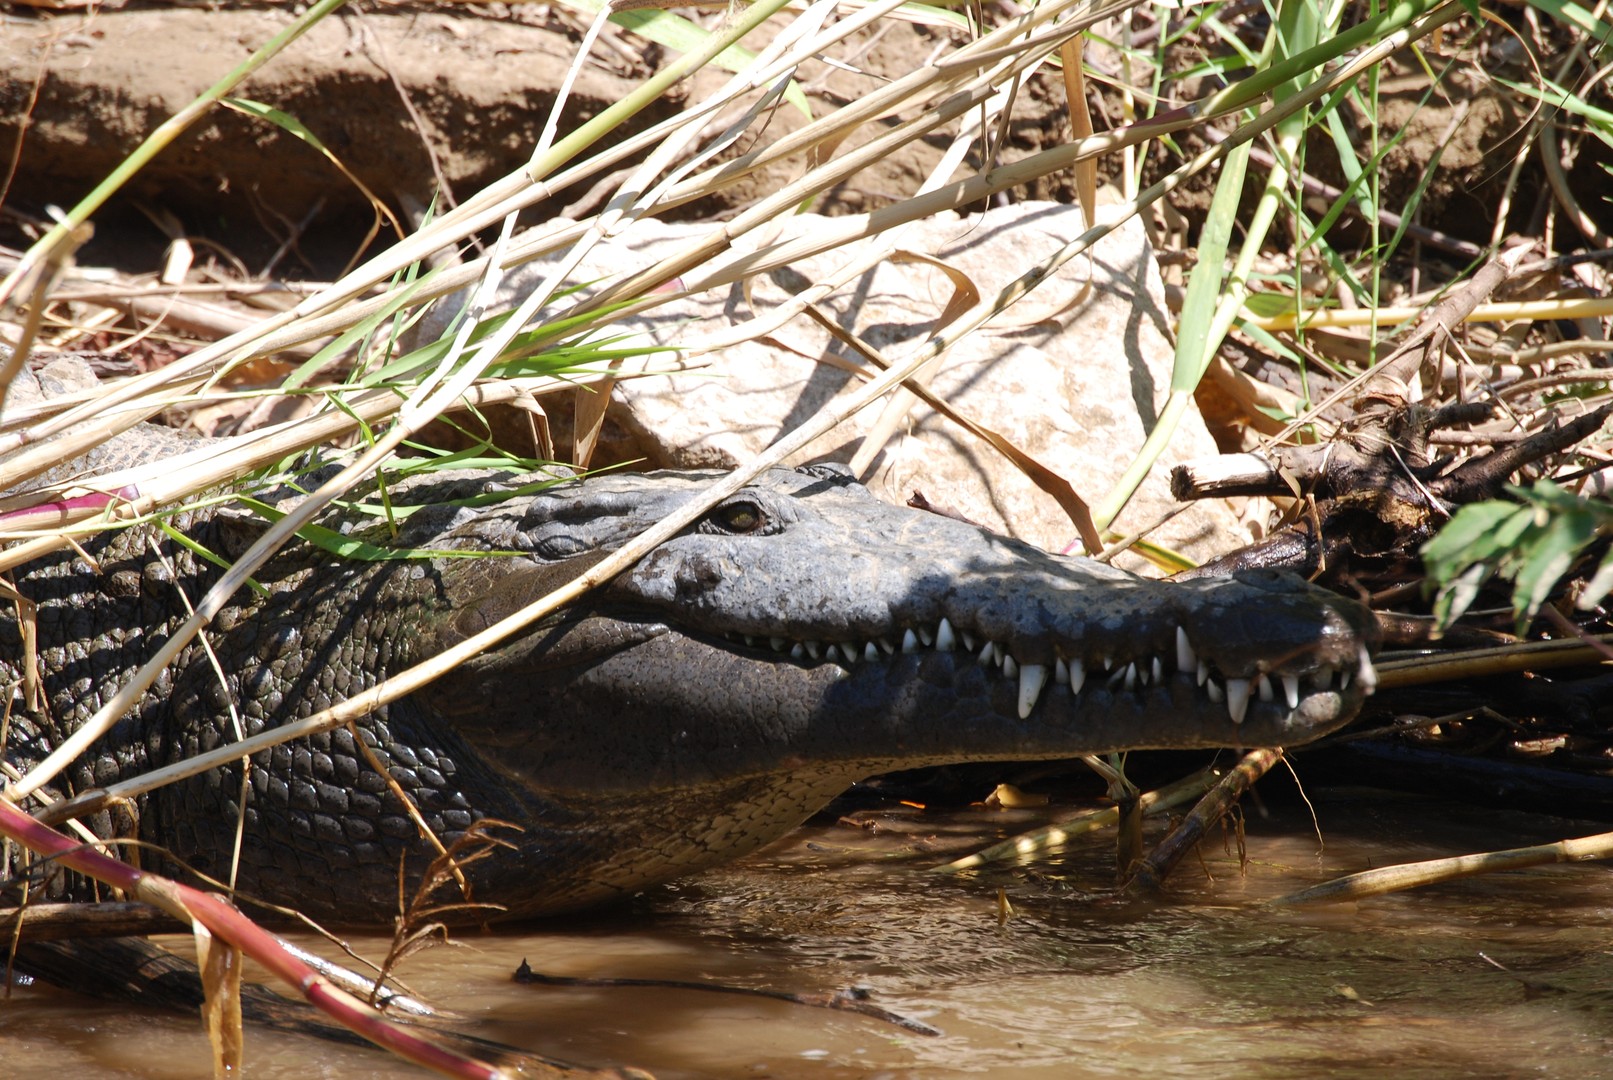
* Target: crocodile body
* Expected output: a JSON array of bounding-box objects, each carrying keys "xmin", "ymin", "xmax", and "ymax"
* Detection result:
[{"xmin": 2, "ymin": 463, "xmax": 1377, "ymax": 923}]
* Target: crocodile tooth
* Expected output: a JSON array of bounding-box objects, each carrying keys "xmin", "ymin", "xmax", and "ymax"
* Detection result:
[
  {"xmin": 978, "ymin": 640, "xmax": 997, "ymax": 666},
  {"xmin": 1002, "ymin": 654, "xmax": 1018, "ymax": 678},
  {"xmin": 1152, "ymin": 656, "xmax": 1164, "ymax": 684},
  {"xmin": 902, "ymin": 629, "xmax": 920, "ymax": 654},
  {"xmin": 1205, "ymin": 678, "xmax": 1224, "ymax": 703},
  {"xmin": 743, "ymin": 634, "xmax": 756, "ymax": 647},
  {"xmin": 1017, "ymin": 664, "xmax": 1048, "ymax": 719},
  {"xmin": 1225, "ymin": 678, "xmax": 1252, "ymax": 724},
  {"xmin": 1176, "ymin": 627, "xmax": 1196, "ymax": 674},
  {"xmin": 770, "ymin": 637, "xmax": 787, "ymax": 652},
  {"xmin": 935, "ymin": 618, "xmax": 956, "ymax": 651},
  {"xmin": 1282, "ymin": 675, "xmax": 1301, "ymax": 709},
  {"xmin": 1124, "ymin": 662, "xmax": 1138, "ymax": 692},
  {"xmin": 834, "ymin": 643, "xmax": 854, "ymax": 664},
  {"xmin": 1068, "ymin": 658, "xmax": 1086, "ymax": 694},
  {"xmin": 865, "ymin": 642, "xmax": 881, "ymax": 662},
  {"xmin": 878, "ymin": 637, "xmax": 895, "ymax": 655},
  {"xmin": 961, "ymin": 629, "xmax": 978, "ymax": 652},
  {"xmin": 805, "ymin": 640, "xmax": 822, "ymax": 660},
  {"xmin": 1340, "ymin": 666, "xmax": 1352, "ymax": 690},
  {"xmin": 791, "ymin": 643, "xmax": 805, "ymax": 660},
  {"xmin": 1197, "ymin": 659, "xmax": 1209, "ymax": 686},
  {"xmin": 1256, "ymin": 674, "xmax": 1274, "ymax": 702},
  {"xmin": 917, "ymin": 625, "xmax": 935, "ymax": 647},
  {"xmin": 1357, "ymin": 646, "xmax": 1378, "ymax": 693},
  {"xmin": 1055, "ymin": 657, "xmax": 1070, "ymax": 685}
]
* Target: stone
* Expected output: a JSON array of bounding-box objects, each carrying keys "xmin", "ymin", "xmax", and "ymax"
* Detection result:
[{"xmin": 431, "ymin": 201, "xmax": 1241, "ymax": 567}]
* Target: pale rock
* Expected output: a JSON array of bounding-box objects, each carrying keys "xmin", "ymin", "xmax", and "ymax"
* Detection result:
[{"xmin": 432, "ymin": 202, "xmax": 1241, "ymax": 569}]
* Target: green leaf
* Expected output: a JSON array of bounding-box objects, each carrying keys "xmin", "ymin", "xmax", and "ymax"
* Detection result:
[
  {"xmin": 1242, "ymin": 291, "xmax": 1326, "ymax": 318},
  {"xmin": 1578, "ymin": 558, "xmax": 1613, "ymax": 610},
  {"xmin": 221, "ymin": 97, "xmax": 400, "ymax": 235},
  {"xmin": 1510, "ymin": 508, "xmax": 1597, "ymax": 629},
  {"xmin": 1420, "ymin": 500, "xmax": 1525, "ymax": 577},
  {"xmin": 1236, "ymin": 320, "xmax": 1305, "ymax": 365},
  {"xmin": 1433, "ymin": 560, "xmax": 1490, "ymax": 627},
  {"xmin": 1422, "ymin": 482, "xmax": 1613, "ymax": 634},
  {"xmin": 156, "ymin": 520, "xmax": 269, "ymax": 598},
  {"xmin": 1520, "ymin": 0, "xmax": 1613, "ymax": 42}
]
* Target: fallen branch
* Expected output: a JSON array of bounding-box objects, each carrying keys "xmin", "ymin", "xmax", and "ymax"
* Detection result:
[{"xmin": 1, "ymin": 899, "xmax": 183, "ymax": 940}]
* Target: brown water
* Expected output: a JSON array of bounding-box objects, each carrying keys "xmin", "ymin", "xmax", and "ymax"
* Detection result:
[{"xmin": 7, "ymin": 785, "xmax": 1613, "ymax": 1078}]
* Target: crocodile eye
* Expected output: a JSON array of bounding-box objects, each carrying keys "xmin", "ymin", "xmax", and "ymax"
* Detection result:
[{"xmin": 708, "ymin": 500, "xmax": 767, "ymax": 534}]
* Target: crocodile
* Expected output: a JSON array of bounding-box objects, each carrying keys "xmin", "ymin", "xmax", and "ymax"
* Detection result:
[{"xmin": 2, "ymin": 462, "xmax": 1378, "ymax": 924}]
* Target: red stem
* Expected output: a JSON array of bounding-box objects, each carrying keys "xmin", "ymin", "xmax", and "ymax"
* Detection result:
[{"xmin": 0, "ymin": 798, "xmax": 505, "ymax": 1079}]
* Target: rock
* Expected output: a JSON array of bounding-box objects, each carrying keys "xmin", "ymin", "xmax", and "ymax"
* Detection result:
[{"xmin": 426, "ymin": 201, "xmax": 1242, "ymax": 567}]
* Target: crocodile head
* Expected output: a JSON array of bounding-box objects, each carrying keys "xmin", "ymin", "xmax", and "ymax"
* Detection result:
[{"xmin": 405, "ymin": 465, "xmax": 1377, "ymax": 913}]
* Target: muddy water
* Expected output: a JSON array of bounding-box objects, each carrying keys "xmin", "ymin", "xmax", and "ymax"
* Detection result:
[{"xmin": 8, "ymin": 784, "xmax": 1613, "ymax": 1078}]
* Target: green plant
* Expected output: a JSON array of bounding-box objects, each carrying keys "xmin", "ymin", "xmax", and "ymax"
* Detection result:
[{"xmin": 1423, "ymin": 480, "xmax": 1613, "ymax": 634}]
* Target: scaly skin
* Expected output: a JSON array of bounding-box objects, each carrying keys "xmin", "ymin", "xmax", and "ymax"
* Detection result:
[{"xmin": 2, "ymin": 464, "xmax": 1378, "ymax": 923}]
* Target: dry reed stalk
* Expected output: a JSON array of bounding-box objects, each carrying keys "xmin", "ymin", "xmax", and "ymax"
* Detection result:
[{"xmin": 0, "ymin": 375, "xmax": 627, "ymax": 553}]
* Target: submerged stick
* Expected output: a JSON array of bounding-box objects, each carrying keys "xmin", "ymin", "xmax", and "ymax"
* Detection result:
[
  {"xmin": 933, "ymin": 768, "xmax": 1220, "ymax": 873},
  {"xmin": 1272, "ymin": 830, "xmax": 1613, "ymax": 906},
  {"xmin": 1123, "ymin": 749, "xmax": 1282, "ymax": 897}
]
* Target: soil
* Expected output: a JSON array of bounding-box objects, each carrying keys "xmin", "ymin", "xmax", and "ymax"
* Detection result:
[
  {"xmin": 4, "ymin": 2, "xmax": 1595, "ymax": 278},
  {"xmin": 0, "ymin": 3, "xmax": 984, "ymax": 272}
]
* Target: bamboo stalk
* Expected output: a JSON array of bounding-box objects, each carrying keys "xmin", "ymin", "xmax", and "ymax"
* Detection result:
[
  {"xmin": 1374, "ymin": 634, "xmax": 1613, "ymax": 690},
  {"xmin": 0, "ymin": 377, "xmax": 614, "ymax": 559},
  {"xmin": 1273, "ymin": 830, "xmax": 1613, "ymax": 906}
]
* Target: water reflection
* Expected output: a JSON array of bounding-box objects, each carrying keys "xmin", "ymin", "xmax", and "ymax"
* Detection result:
[{"xmin": 9, "ymin": 786, "xmax": 1613, "ymax": 1078}]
